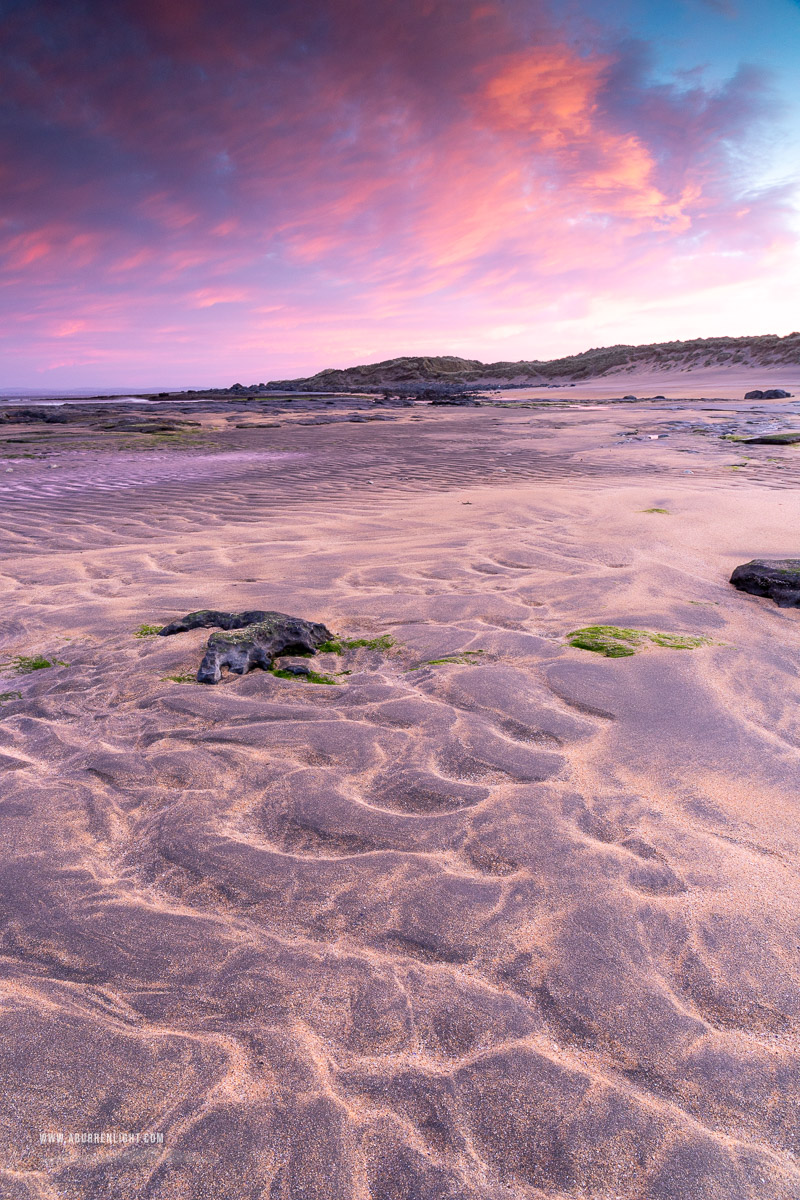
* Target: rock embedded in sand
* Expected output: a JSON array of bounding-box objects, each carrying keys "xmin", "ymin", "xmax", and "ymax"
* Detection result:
[
  {"xmin": 742, "ymin": 431, "xmax": 800, "ymax": 445},
  {"xmin": 730, "ymin": 559, "xmax": 800, "ymax": 607},
  {"xmin": 744, "ymin": 389, "xmax": 792, "ymax": 400},
  {"xmin": 275, "ymin": 657, "xmax": 312, "ymax": 676},
  {"xmin": 159, "ymin": 609, "xmax": 333, "ymax": 683}
]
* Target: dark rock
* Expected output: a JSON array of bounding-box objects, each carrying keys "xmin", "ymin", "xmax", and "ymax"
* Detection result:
[
  {"xmin": 159, "ymin": 609, "xmax": 284, "ymax": 636},
  {"xmin": 278, "ymin": 658, "xmax": 312, "ymax": 676},
  {"xmin": 729, "ymin": 559, "xmax": 800, "ymax": 608},
  {"xmin": 744, "ymin": 390, "xmax": 765, "ymax": 400},
  {"xmin": 744, "ymin": 389, "xmax": 791, "ymax": 400},
  {"xmin": 742, "ymin": 431, "xmax": 800, "ymax": 444},
  {"xmin": 430, "ymin": 395, "xmax": 480, "ymax": 406},
  {"xmin": 98, "ymin": 421, "xmax": 181, "ymax": 433},
  {"xmin": 0, "ymin": 407, "xmax": 70, "ymax": 424},
  {"xmin": 159, "ymin": 609, "xmax": 333, "ymax": 683}
]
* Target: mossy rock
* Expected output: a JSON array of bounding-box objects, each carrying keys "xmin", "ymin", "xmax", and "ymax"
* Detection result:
[
  {"xmin": 742, "ymin": 432, "xmax": 800, "ymax": 445},
  {"xmin": 158, "ymin": 608, "xmax": 333, "ymax": 684}
]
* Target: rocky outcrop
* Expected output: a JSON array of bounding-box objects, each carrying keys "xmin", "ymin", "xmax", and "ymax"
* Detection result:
[
  {"xmin": 744, "ymin": 389, "xmax": 792, "ymax": 400},
  {"xmin": 160, "ymin": 609, "xmax": 281, "ymax": 636},
  {"xmin": 729, "ymin": 560, "xmax": 800, "ymax": 607},
  {"xmin": 159, "ymin": 609, "xmax": 333, "ymax": 683},
  {"xmin": 265, "ymin": 334, "xmax": 800, "ymax": 390}
]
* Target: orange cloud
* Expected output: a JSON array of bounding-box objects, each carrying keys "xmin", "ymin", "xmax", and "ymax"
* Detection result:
[{"xmin": 485, "ymin": 49, "xmax": 603, "ymax": 142}]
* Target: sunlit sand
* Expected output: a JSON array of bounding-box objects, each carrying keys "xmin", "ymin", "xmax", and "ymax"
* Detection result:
[{"xmin": 2, "ymin": 380, "xmax": 800, "ymax": 1196}]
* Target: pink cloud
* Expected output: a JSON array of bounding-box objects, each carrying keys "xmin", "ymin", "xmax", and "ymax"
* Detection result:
[{"xmin": 0, "ymin": 0, "xmax": 796, "ymax": 386}]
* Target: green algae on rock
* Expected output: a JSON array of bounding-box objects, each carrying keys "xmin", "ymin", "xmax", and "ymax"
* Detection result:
[
  {"xmin": 742, "ymin": 432, "xmax": 800, "ymax": 445},
  {"xmin": 567, "ymin": 625, "xmax": 711, "ymax": 658}
]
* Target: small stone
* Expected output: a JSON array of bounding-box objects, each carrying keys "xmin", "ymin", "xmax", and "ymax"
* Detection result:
[{"xmin": 278, "ymin": 658, "xmax": 311, "ymax": 676}]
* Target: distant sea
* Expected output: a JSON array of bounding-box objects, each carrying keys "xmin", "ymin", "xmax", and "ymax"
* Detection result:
[{"xmin": 0, "ymin": 388, "xmax": 205, "ymax": 406}]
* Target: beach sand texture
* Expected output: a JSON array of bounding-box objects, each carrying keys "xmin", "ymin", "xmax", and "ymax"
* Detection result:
[{"xmin": 1, "ymin": 392, "xmax": 800, "ymax": 1198}]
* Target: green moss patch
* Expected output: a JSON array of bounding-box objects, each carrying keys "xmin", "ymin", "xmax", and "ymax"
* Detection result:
[
  {"xmin": 317, "ymin": 635, "xmax": 395, "ymax": 654},
  {"xmin": 135, "ymin": 623, "xmax": 164, "ymax": 638},
  {"xmin": 648, "ymin": 632, "xmax": 711, "ymax": 648},
  {"xmin": 407, "ymin": 650, "xmax": 486, "ymax": 672},
  {"xmin": 0, "ymin": 691, "xmax": 22, "ymax": 703},
  {"xmin": 270, "ymin": 667, "xmax": 338, "ymax": 685},
  {"xmin": 11, "ymin": 655, "xmax": 69, "ymax": 673},
  {"xmin": 567, "ymin": 625, "xmax": 710, "ymax": 658},
  {"xmin": 640, "ymin": 508, "xmax": 670, "ymax": 514},
  {"xmin": 162, "ymin": 673, "xmax": 197, "ymax": 683}
]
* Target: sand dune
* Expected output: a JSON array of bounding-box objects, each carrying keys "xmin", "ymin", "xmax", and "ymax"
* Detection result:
[{"xmin": 1, "ymin": 392, "xmax": 800, "ymax": 1198}]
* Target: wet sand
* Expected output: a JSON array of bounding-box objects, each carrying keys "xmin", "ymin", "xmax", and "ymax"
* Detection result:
[{"xmin": 2, "ymin": 391, "xmax": 800, "ymax": 1198}]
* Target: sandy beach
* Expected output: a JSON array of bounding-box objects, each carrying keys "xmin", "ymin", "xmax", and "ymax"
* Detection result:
[{"xmin": 2, "ymin": 384, "xmax": 800, "ymax": 1198}]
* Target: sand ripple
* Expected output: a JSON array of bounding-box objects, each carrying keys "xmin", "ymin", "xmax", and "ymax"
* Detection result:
[{"xmin": 1, "ymin": 400, "xmax": 800, "ymax": 1197}]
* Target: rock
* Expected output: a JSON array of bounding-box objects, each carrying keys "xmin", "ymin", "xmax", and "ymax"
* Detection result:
[
  {"xmin": 742, "ymin": 431, "xmax": 800, "ymax": 444},
  {"xmin": 160, "ymin": 609, "xmax": 280, "ymax": 636},
  {"xmin": 159, "ymin": 609, "xmax": 333, "ymax": 683},
  {"xmin": 729, "ymin": 559, "xmax": 800, "ymax": 607},
  {"xmin": 430, "ymin": 399, "xmax": 480, "ymax": 407},
  {"xmin": 745, "ymin": 389, "xmax": 791, "ymax": 400},
  {"xmin": 745, "ymin": 390, "xmax": 765, "ymax": 400},
  {"xmin": 278, "ymin": 658, "xmax": 312, "ymax": 676}
]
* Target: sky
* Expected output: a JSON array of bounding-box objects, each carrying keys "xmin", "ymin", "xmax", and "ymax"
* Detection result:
[{"xmin": 2, "ymin": 0, "xmax": 799, "ymax": 389}]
